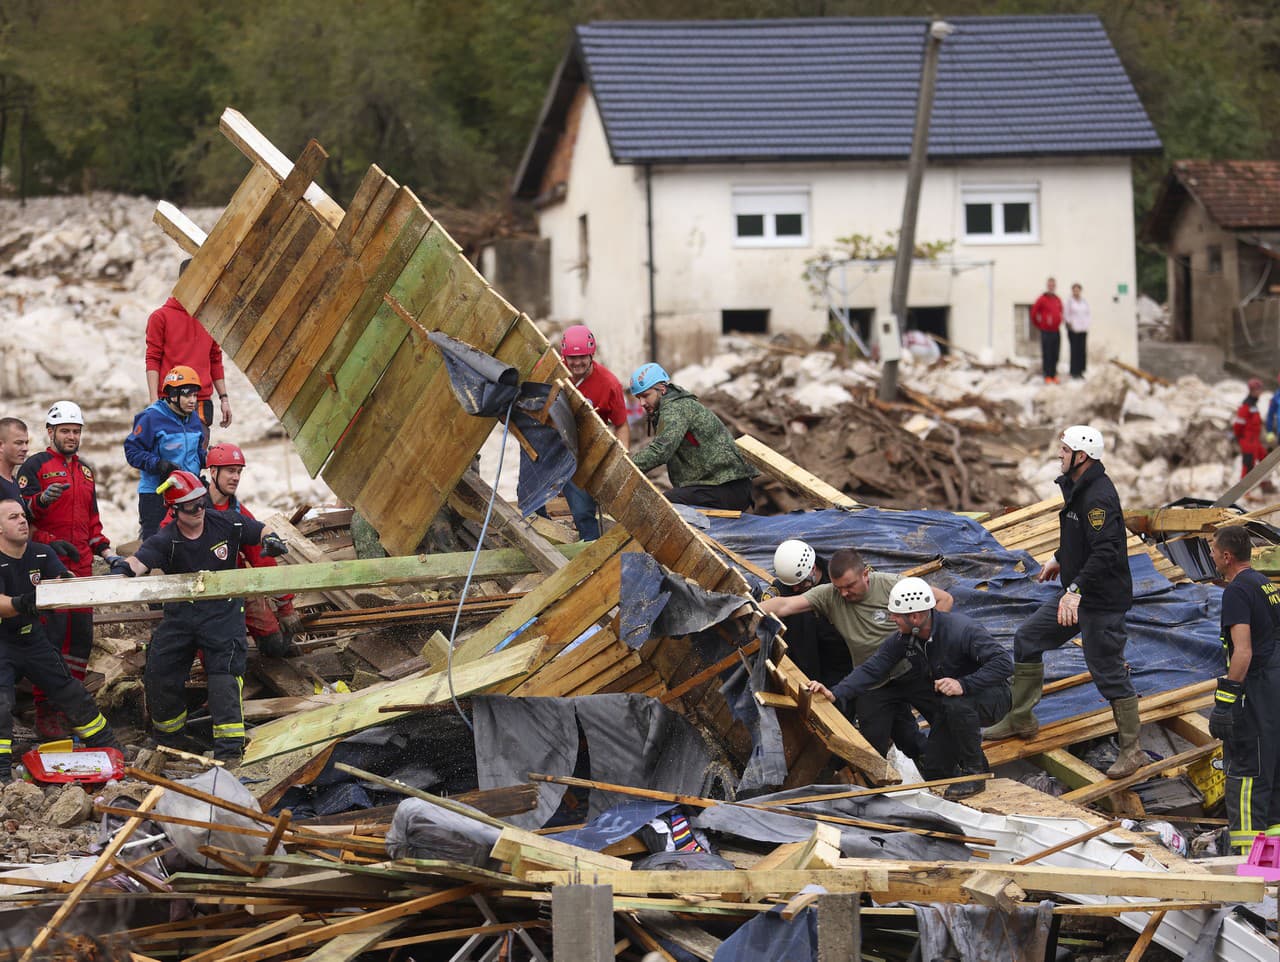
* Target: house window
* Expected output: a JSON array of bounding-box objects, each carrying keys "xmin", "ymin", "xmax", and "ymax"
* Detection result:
[
  {"xmin": 722, "ymin": 309, "xmax": 769, "ymax": 334},
  {"xmin": 962, "ymin": 187, "xmax": 1039, "ymax": 244},
  {"xmin": 1207, "ymin": 245, "xmax": 1222, "ymax": 274},
  {"xmin": 733, "ymin": 187, "xmax": 810, "ymax": 247}
]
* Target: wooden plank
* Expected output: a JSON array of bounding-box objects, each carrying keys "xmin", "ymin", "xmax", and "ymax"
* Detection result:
[
  {"xmin": 526, "ymin": 868, "xmax": 885, "ymax": 896},
  {"xmin": 452, "ymin": 526, "xmax": 630, "ymax": 665},
  {"xmin": 1031, "ymin": 750, "xmax": 1110, "ymax": 791},
  {"xmin": 1160, "ymin": 712, "xmax": 1214, "ymax": 746},
  {"xmin": 242, "ymin": 640, "xmax": 540, "ymax": 764},
  {"xmin": 300, "ymin": 920, "xmax": 406, "ymax": 962},
  {"xmin": 1061, "ymin": 743, "xmax": 1220, "ymax": 805},
  {"xmin": 285, "ymin": 204, "xmax": 435, "ymax": 445},
  {"xmin": 735, "ymin": 434, "xmax": 860, "ymax": 508},
  {"xmin": 1124, "ymin": 507, "xmax": 1239, "ymax": 536},
  {"xmin": 452, "ymin": 468, "xmax": 566, "ymax": 574},
  {"xmin": 174, "ymin": 164, "xmax": 279, "ymax": 315},
  {"xmin": 491, "ymin": 826, "xmax": 633, "ymax": 877},
  {"xmin": 19, "ymin": 786, "xmax": 165, "ymax": 962},
  {"xmin": 153, "ymin": 201, "xmax": 206, "ymax": 256},
  {"xmin": 219, "ymin": 107, "xmax": 344, "ymax": 229}
]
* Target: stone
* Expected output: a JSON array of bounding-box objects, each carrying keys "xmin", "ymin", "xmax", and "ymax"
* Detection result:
[{"xmin": 44, "ymin": 785, "xmax": 93, "ymax": 828}]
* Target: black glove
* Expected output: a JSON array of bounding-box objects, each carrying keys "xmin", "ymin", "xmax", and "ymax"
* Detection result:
[
  {"xmin": 1209, "ymin": 677, "xmax": 1245, "ymax": 741},
  {"xmin": 261, "ymin": 533, "xmax": 288, "ymax": 558},
  {"xmin": 154, "ymin": 460, "xmax": 179, "ymax": 478},
  {"xmin": 49, "ymin": 540, "xmax": 81, "ymax": 563},
  {"xmin": 38, "ymin": 482, "xmax": 69, "ymax": 506},
  {"xmin": 10, "ymin": 592, "xmax": 36, "ymax": 617},
  {"xmin": 108, "ymin": 556, "xmax": 136, "ymax": 578}
]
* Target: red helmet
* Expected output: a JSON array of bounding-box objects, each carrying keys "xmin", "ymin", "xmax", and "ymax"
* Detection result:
[
  {"xmin": 157, "ymin": 469, "xmax": 207, "ymax": 506},
  {"xmin": 207, "ymin": 443, "xmax": 246, "ymax": 468},
  {"xmin": 1249, "ymin": 377, "xmax": 1264, "ymax": 393},
  {"xmin": 561, "ymin": 325, "xmax": 596, "ymax": 357}
]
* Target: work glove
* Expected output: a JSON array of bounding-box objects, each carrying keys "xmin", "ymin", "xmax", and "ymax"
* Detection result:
[
  {"xmin": 276, "ymin": 600, "xmax": 304, "ymax": 636},
  {"xmin": 48, "ymin": 540, "xmax": 81, "ymax": 563},
  {"xmin": 38, "ymin": 482, "xmax": 69, "ymax": 507},
  {"xmin": 1268, "ymin": 432, "xmax": 1278, "ymax": 447},
  {"xmin": 1209, "ymin": 677, "xmax": 1245, "ymax": 741},
  {"xmin": 10, "ymin": 592, "xmax": 36, "ymax": 617},
  {"xmin": 261, "ymin": 533, "xmax": 288, "ymax": 558},
  {"xmin": 154, "ymin": 460, "xmax": 179, "ymax": 478},
  {"xmin": 108, "ymin": 556, "xmax": 136, "ymax": 578}
]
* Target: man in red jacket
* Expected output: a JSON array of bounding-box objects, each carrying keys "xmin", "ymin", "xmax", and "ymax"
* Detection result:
[
  {"xmin": 1031, "ymin": 277, "xmax": 1064, "ymax": 384},
  {"xmin": 15, "ymin": 401, "xmax": 113, "ymax": 737},
  {"xmin": 146, "ymin": 260, "xmax": 232, "ymax": 428},
  {"xmin": 1233, "ymin": 378, "xmax": 1268, "ymax": 480}
]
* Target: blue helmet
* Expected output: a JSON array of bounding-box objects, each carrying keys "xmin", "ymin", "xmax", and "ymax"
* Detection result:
[{"xmin": 630, "ymin": 362, "xmax": 670, "ymax": 395}]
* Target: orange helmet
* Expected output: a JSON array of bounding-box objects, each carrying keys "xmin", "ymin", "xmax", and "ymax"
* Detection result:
[
  {"xmin": 207, "ymin": 443, "xmax": 246, "ymax": 468},
  {"xmin": 157, "ymin": 469, "xmax": 207, "ymax": 506},
  {"xmin": 163, "ymin": 365, "xmax": 202, "ymax": 395}
]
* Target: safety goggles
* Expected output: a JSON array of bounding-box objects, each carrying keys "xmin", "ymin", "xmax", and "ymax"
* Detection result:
[{"xmin": 173, "ymin": 501, "xmax": 205, "ymax": 515}]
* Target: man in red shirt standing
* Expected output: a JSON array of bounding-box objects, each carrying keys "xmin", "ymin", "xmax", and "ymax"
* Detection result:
[
  {"xmin": 16, "ymin": 401, "xmax": 114, "ymax": 737},
  {"xmin": 146, "ymin": 260, "xmax": 232, "ymax": 429},
  {"xmin": 557, "ymin": 325, "xmax": 630, "ymax": 541},
  {"xmin": 1031, "ymin": 277, "xmax": 1064, "ymax": 384},
  {"xmin": 1233, "ymin": 378, "xmax": 1268, "ymax": 480}
]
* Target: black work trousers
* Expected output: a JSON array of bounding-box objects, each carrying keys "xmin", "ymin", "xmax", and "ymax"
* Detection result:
[
  {"xmin": 1068, "ymin": 331, "xmax": 1088, "ymax": 378},
  {"xmin": 1014, "ymin": 600, "xmax": 1135, "ymax": 702},
  {"xmin": 1040, "ymin": 329, "xmax": 1061, "ymax": 379},
  {"xmin": 145, "ymin": 599, "xmax": 248, "ymax": 760},
  {"xmin": 853, "ymin": 682, "xmax": 928, "ymax": 762},
  {"xmin": 1224, "ymin": 651, "xmax": 1280, "ymax": 852},
  {"xmin": 666, "ymin": 477, "xmax": 754, "ymax": 511}
]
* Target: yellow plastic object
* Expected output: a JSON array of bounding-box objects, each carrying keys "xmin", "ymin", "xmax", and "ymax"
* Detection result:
[
  {"xmin": 36, "ymin": 739, "xmax": 75, "ymax": 753},
  {"xmin": 1188, "ymin": 746, "xmax": 1225, "ymax": 809}
]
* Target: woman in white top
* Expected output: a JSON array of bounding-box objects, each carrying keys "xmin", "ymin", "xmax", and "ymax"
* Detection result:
[{"xmin": 1064, "ymin": 282, "xmax": 1092, "ymax": 379}]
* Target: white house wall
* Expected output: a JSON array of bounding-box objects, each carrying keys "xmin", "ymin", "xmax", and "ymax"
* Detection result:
[{"xmin": 537, "ymin": 91, "xmax": 1140, "ymax": 377}]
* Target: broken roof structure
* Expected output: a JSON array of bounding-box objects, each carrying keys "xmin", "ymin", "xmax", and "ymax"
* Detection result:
[{"xmin": 11, "ymin": 111, "xmax": 1277, "ymax": 961}]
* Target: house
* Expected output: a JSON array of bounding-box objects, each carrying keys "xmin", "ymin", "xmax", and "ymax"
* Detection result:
[
  {"xmin": 1143, "ymin": 160, "xmax": 1280, "ymax": 374},
  {"xmin": 512, "ymin": 16, "xmax": 1161, "ymax": 378}
]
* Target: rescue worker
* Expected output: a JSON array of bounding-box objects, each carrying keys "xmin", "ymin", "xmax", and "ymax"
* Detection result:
[
  {"xmin": 16, "ymin": 401, "xmax": 114, "ymax": 738},
  {"xmin": 555, "ymin": 325, "xmax": 630, "ymax": 540},
  {"xmin": 125, "ymin": 365, "xmax": 209, "ymax": 540},
  {"xmin": 628, "ymin": 362, "xmax": 757, "ymax": 510},
  {"xmin": 806, "ymin": 578, "xmax": 1012, "ymax": 800},
  {"xmin": 1233, "ymin": 377, "xmax": 1268, "ymax": 480},
  {"xmin": 145, "ymin": 261, "xmax": 232, "ymax": 428},
  {"xmin": 200, "ymin": 443, "xmax": 302, "ymax": 657},
  {"xmin": 761, "ymin": 547, "xmax": 955, "ymax": 763},
  {"xmin": 0, "ymin": 417, "xmax": 28, "ymax": 506},
  {"xmin": 111, "ymin": 470, "xmax": 288, "ymax": 762},
  {"xmin": 983, "ymin": 425, "xmax": 1146, "ymax": 778},
  {"xmin": 0, "ymin": 498, "xmax": 122, "ymax": 780},
  {"xmin": 1208, "ymin": 525, "xmax": 1280, "ymax": 852},
  {"xmin": 769, "ymin": 540, "xmax": 850, "ymax": 687}
]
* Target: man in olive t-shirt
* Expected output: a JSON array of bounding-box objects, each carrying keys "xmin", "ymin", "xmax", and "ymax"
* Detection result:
[{"xmin": 762, "ymin": 547, "xmax": 954, "ymax": 761}]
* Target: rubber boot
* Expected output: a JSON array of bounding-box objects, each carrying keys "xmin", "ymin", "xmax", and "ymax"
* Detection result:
[
  {"xmin": 982, "ymin": 663, "xmax": 1044, "ymax": 741},
  {"xmin": 1105, "ymin": 696, "xmax": 1147, "ymax": 778},
  {"xmin": 944, "ymin": 757, "xmax": 991, "ymax": 801}
]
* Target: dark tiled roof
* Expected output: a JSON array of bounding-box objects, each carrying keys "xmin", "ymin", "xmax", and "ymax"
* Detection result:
[
  {"xmin": 1169, "ymin": 160, "xmax": 1280, "ymax": 229},
  {"xmin": 594, "ymin": 17, "xmax": 1155, "ymax": 157}
]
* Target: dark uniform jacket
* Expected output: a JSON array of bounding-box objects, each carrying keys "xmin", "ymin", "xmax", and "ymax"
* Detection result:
[
  {"xmin": 1055, "ymin": 461, "xmax": 1131, "ymax": 612},
  {"xmin": 772, "ymin": 555, "xmax": 851, "ymax": 687},
  {"xmin": 831, "ymin": 610, "xmax": 1012, "ymax": 703},
  {"xmin": 136, "ymin": 509, "xmax": 265, "ymax": 620},
  {"xmin": 0, "ymin": 543, "xmax": 68, "ymax": 646}
]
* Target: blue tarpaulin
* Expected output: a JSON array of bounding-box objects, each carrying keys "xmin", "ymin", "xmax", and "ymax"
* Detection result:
[{"xmin": 705, "ymin": 509, "xmax": 1223, "ymax": 725}]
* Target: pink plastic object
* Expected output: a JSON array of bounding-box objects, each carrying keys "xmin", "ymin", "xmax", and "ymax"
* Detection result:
[{"xmin": 1237, "ymin": 834, "xmax": 1280, "ymax": 881}]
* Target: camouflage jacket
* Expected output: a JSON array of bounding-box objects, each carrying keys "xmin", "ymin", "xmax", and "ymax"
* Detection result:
[{"xmin": 631, "ymin": 384, "xmax": 757, "ymax": 488}]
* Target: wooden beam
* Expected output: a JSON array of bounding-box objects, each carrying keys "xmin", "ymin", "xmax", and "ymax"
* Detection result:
[
  {"xmin": 1061, "ymin": 743, "xmax": 1220, "ymax": 805},
  {"xmin": 527, "ymin": 868, "xmax": 887, "ymax": 895},
  {"xmin": 1124, "ymin": 507, "xmax": 1239, "ymax": 536},
  {"xmin": 735, "ymin": 434, "xmax": 861, "ymax": 509},
  {"xmin": 154, "ymin": 201, "xmax": 207, "ymax": 256},
  {"xmin": 451, "ymin": 467, "xmax": 567, "ymax": 574},
  {"xmin": 1215, "ymin": 445, "xmax": 1280, "ymax": 506},
  {"xmin": 258, "ymin": 510, "xmax": 399, "ymax": 608}
]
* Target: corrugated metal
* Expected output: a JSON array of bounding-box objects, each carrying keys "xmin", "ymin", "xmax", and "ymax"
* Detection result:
[{"xmin": 575, "ymin": 16, "xmax": 1162, "ymax": 163}]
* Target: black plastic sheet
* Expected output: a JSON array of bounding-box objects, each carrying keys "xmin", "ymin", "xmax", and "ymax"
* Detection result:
[
  {"xmin": 911, "ymin": 900, "xmax": 1056, "ymax": 962},
  {"xmin": 618, "ymin": 552, "xmax": 750, "ymax": 649}
]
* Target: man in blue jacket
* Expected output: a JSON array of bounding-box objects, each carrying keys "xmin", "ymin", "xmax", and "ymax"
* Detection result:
[
  {"xmin": 124, "ymin": 365, "xmax": 209, "ymax": 540},
  {"xmin": 806, "ymin": 577, "xmax": 1012, "ymax": 800}
]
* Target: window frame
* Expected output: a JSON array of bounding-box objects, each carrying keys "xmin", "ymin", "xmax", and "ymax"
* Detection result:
[
  {"xmin": 961, "ymin": 185, "xmax": 1040, "ymax": 245},
  {"xmin": 732, "ymin": 186, "xmax": 811, "ymax": 248}
]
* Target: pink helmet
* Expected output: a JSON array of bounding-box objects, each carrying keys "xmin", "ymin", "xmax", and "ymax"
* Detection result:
[{"xmin": 561, "ymin": 325, "xmax": 596, "ymax": 357}]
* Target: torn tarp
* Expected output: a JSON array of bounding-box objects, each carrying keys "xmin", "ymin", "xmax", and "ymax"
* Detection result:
[
  {"xmin": 427, "ymin": 331, "xmax": 578, "ymax": 517},
  {"xmin": 720, "ymin": 620, "xmax": 788, "ymax": 793},
  {"xmin": 911, "ymin": 900, "xmax": 1057, "ymax": 962},
  {"xmin": 618, "ymin": 552, "xmax": 749, "ymax": 649},
  {"xmin": 712, "ymin": 901, "xmax": 817, "ymax": 961},
  {"xmin": 384, "ymin": 797, "xmax": 501, "ymax": 866},
  {"xmin": 472, "ymin": 694, "xmax": 715, "ymax": 829}
]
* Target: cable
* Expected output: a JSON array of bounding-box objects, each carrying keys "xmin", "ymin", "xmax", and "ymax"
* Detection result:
[{"xmin": 445, "ymin": 394, "xmax": 518, "ymax": 731}]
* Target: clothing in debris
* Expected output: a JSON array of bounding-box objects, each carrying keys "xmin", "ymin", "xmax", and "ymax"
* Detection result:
[
  {"xmin": 630, "ymin": 383, "xmax": 757, "ymax": 510},
  {"xmin": 136, "ymin": 508, "xmax": 266, "ymax": 761},
  {"xmin": 1217, "ymin": 566, "xmax": 1280, "ymax": 851},
  {"xmin": 124, "ymin": 398, "xmax": 209, "ymax": 540},
  {"xmin": 829, "ymin": 608, "xmax": 1012, "ymax": 781},
  {"xmin": 0, "ymin": 542, "xmax": 120, "ymax": 778}
]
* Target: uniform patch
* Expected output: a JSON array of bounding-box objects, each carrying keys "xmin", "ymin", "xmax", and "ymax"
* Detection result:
[
  {"xmin": 212, "ymin": 541, "xmax": 229, "ymax": 561},
  {"xmin": 1088, "ymin": 507, "xmax": 1106, "ymax": 530},
  {"xmin": 17, "ymin": 475, "xmax": 32, "ymax": 489},
  {"xmin": 80, "ymin": 464, "xmax": 93, "ymax": 480},
  {"xmin": 29, "ymin": 572, "xmax": 40, "ymax": 586}
]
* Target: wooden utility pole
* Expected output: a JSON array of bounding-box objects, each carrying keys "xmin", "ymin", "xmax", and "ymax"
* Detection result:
[{"xmin": 880, "ymin": 20, "xmax": 953, "ymax": 401}]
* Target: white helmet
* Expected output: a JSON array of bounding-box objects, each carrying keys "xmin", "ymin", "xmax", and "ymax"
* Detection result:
[
  {"xmin": 46, "ymin": 401, "xmax": 84, "ymax": 426},
  {"xmin": 1061, "ymin": 424, "xmax": 1103, "ymax": 461},
  {"xmin": 888, "ymin": 577, "xmax": 936, "ymax": 614},
  {"xmin": 773, "ymin": 540, "xmax": 816, "ymax": 586}
]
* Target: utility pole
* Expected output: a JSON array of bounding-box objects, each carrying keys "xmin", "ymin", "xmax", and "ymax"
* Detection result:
[{"xmin": 880, "ymin": 20, "xmax": 953, "ymax": 401}]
